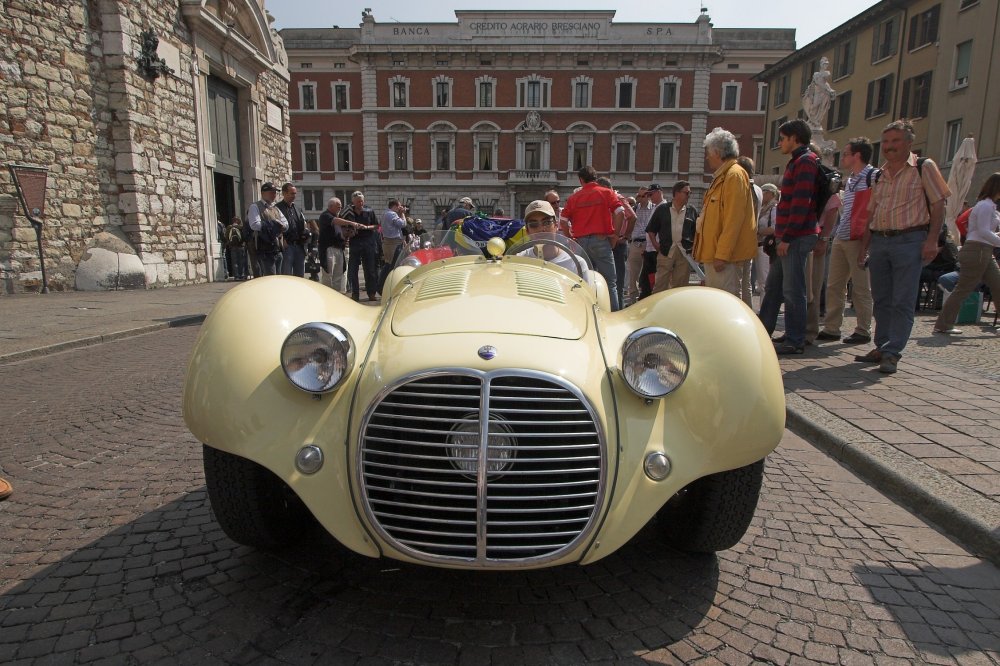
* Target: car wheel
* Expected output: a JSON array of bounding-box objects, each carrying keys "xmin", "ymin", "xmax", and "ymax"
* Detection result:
[
  {"xmin": 658, "ymin": 459, "xmax": 765, "ymax": 553},
  {"xmin": 203, "ymin": 445, "xmax": 313, "ymax": 549}
]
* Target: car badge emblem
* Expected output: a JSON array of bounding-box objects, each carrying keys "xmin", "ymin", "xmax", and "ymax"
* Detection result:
[{"xmin": 478, "ymin": 345, "xmax": 497, "ymax": 360}]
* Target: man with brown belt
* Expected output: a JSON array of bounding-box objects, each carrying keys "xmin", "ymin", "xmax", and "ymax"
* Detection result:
[{"xmin": 856, "ymin": 119, "xmax": 950, "ymax": 374}]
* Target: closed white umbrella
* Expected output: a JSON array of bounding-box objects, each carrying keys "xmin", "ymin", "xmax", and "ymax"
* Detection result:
[{"xmin": 944, "ymin": 136, "xmax": 977, "ymax": 243}]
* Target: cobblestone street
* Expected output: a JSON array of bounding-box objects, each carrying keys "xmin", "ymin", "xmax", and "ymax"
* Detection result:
[{"xmin": 1, "ymin": 326, "xmax": 998, "ymax": 664}]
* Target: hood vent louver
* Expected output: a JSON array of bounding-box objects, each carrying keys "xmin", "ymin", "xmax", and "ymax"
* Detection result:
[
  {"xmin": 416, "ymin": 271, "xmax": 470, "ymax": 300},
  {"xmin": 515, "ymin": 271, "xmax": 565, "ymax": 304}
]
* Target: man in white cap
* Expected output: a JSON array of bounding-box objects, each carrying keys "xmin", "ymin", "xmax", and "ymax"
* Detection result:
[
  {"xmin": 441, "ymin": 197, "xmax": 475, "ymax": 231},
  {"xmin": 518, "ymin": 200, "xmax": 590, "ymax": 280},
  {"xmin": 247, "ymin": 181, "xmax": 289, "ymax": 276}
]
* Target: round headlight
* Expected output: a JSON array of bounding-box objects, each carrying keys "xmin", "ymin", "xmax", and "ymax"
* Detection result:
[
  {"xmin": 280, "ymin": 323, "xmax": 355, "ymax": 393},
  {"xmin": 620, "ymin": 327, "xmax": 689, "ymax": 398}
]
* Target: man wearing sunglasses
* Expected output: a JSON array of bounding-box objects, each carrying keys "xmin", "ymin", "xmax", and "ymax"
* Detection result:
[{"xmin": 518, "ymin": 200, "xmax": 590, "ymax": 281}]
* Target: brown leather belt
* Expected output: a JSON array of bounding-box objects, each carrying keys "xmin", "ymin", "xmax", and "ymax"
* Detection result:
[{"xmin": 870, "ymin": 225, "xmax": 929, "ymax": 238}]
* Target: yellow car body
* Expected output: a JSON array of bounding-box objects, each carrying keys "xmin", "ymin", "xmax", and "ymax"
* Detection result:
[{"xmin": 184, "ymin": 246, "xmax": 784, "ymax": 569}]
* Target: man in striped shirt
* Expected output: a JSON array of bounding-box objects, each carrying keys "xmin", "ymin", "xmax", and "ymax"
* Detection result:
[
  {"xmin": 759, "ymin": 119, "xmax": 820, "ymax": 354},
  {"xmin": 816, "ymin": 138, "xmax": 875, "ymax": 345},
  {"xmin": 855, "ymin": 119, "xmax": 951, "ymax": 374}
]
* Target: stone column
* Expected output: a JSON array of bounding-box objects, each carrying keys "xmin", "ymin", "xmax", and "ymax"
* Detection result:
[
  {"xmin": 360, "ymin": 56, "xmax": 380, "ymax": 182},
  {"xmin": 688, "ymin": 54, "xmax": 713, "ymax": 208}
]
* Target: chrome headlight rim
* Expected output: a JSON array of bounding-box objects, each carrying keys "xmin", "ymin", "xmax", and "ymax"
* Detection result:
[
  {"xmin": 619, "ymin": 326, "xmax": 690, "ymax": 399},
  {"xmin": 280, "ymin": 322, "xmax": 355, "ymax": 394}
]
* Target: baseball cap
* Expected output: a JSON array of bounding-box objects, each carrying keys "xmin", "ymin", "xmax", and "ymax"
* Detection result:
[
  {"xmin": 260, "ymin": 182, "xmax": 278, "ymax": 193},
  {"xmin": 523, "ymin": 200, "xmax": 556, "ymax": 220},
  {"xmin": 459, "ymin": 197, "xmax": 474, "ymax": 207},
  {"xmin": 647, "ymin": 184, "xmax": 662, "ymax": 191}
]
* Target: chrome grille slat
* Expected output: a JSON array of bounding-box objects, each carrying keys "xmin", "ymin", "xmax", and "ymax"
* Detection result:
[
  {"xmin": 487, "ymin": 517, "xmax": 591, "ymax": 527},
  {"xmin": 363, "ymin": 472, "xmax": 477, "ymax": 488},
  {"xmin": 360, "ymin": 371, "xmax": 605, "ymax": 565},
  {"xmin": 369, "ymin": 503, "xmax": 476, "ymax": 518},
  {"xmin": 366, "ymin": 424, "xmax": 482, "ymax": 437},
  {"xmin": 363, "ymin": 461, "xmax": 477, "ymax": 475}
]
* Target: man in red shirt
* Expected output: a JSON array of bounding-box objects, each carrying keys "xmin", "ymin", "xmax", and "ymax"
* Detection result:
[{"xmin": 560, "ymin": 165, "xmax": 625, "ymax": 310}]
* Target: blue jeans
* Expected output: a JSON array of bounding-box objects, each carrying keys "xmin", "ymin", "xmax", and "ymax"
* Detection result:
[
  {"xmin": 259, "ymin": 251, "xmax": 283, "ymax": 276},
  {"xmin": 231, "ymin": 247, "xmax": 247, "ymax": 279},
  {"xmin": 577, "ymin": 235, "xmax": 620, "ymax": 311},
  {"xmin": 282, "ymin": 243, "xmax": 306, "ymax": 277},
  {"xmin": 612, "ymin": 241, "xmax": 627, "ymax": 309},
  {"xmin": 758, "ymin": 235, "xmax": 816, "ymax": 346},
  {"xmin": 869, "ymin": 230, "xmax": 927, "ymax": 359}
]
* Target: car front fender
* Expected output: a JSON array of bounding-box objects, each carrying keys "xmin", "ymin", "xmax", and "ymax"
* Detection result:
[{"xmin": 183, "ymin": 276, "xmax": 382, "ymax": 556}]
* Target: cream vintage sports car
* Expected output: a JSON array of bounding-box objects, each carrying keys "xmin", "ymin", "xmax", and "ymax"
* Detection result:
[{"xmin": 183, "ymin": 231, "xmax": 784, "ymax": 569}]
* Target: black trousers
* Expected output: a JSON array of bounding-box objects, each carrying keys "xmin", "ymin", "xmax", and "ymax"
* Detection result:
[{"xmin": 347, "ymin": 240, "xmax": 379, "ymax": 298}]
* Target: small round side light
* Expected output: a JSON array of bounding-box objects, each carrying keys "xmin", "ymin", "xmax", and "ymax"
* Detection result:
[
  {"xmin": 644, "ymin": 451, "xmax": 672, "ymax": 481},
  {"xmin": 295, "ymin": 445, "xmax": 324, "ymax": 475}
]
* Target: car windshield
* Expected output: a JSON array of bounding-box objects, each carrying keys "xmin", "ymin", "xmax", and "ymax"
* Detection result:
[
  {"xmin": 395, "ymin": 228, "xmax": 593, "ymax": 279},
  {"xmin": 505, "ymin": 232, "xmax": 593, "ymax": 279}
]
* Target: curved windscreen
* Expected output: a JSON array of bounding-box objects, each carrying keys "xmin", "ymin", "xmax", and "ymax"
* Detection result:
[{"xmin": 505, "ymin": 232, "xmax": 593, "ymax": 280}]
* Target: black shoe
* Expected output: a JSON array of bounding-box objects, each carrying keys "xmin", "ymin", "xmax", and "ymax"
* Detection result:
[
  {"xmin": 816, "ymin": 331, "xmax": 840, "ymax": 341},
  {"xmin": 352, "ymin": 294, "xmax": 360, "ymax": 302},
  {"xmin": 843, "ymin": 333, "xmax": 872, "ymax": 344},
  {"xmin": 775, "ymin": 343, "xmax": 805, "ymax": 355}
]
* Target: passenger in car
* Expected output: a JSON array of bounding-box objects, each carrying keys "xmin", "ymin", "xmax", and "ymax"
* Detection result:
[{"xmin": 517, "ymin": 200, "xmax": 591, "ymax": 281}]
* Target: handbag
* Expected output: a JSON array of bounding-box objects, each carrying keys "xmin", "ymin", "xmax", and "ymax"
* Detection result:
[
  {"xmin": 762, "ymin": 235, "xmax": 777, "ymax": 258},
  {"xmin": 849, "ymin": 169, "xmax": 878, "ymax": 240}
]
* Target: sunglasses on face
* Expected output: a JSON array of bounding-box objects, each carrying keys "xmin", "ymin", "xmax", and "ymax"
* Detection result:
[{"xmin": 525, "ymin": 218, "xmax": 555, "ymax": 230}]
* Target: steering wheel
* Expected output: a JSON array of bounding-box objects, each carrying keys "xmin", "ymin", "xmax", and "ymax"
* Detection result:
[{"xmin": 506, "ymin": 237, "xmax": 586, "ymax": 278}]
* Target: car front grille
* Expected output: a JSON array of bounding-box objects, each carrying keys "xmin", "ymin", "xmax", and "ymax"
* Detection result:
[{"xmin": 359, "ymin": 371, "xmax": 605, "ymax": 566}]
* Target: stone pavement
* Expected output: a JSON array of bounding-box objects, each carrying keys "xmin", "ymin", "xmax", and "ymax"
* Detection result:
[{"xmin": 1, "ymin": 282, "xmax": 997, "ymax": 564}]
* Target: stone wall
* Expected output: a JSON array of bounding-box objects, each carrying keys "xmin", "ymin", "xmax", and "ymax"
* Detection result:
[
  {"xmin": 0, "ymin": 0, "xmax": 289, "ymax": 294},
  {"xmin": 0, "ymin": 0, "xmax": 111, "ymax": 292},
  {"xmin": 257, "ymin": 68, "xmax": 293, "ymax": 190}
]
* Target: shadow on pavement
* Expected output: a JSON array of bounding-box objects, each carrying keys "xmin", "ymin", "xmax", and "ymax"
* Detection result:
[
  {"xmin": 854, "ymin": 562, "xmax": 1000, "ymax": 659},
  {"xmin": 0, "ymin": 490, "xmax": 719, "ymax": 663},
  {"xmin": 779, "ymin": 360, "xmax": 885, "ymax": 390}
]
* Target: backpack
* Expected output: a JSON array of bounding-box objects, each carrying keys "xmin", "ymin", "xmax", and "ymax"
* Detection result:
[
  {"xmin": 813, "ymin": 156, "xmax": 843, "ymax": 217},
  {"xmin": 250, "ymin": 202, "xmax": 284, "ymax": 253},
  {"xmin": 225, "ymin": 225, "xmax": 243, "ymax": 248}
]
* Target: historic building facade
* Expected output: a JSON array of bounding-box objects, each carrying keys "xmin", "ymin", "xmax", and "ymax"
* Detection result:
[
  {"xmin": 757, "ymin": 0, "xmax": 999, "ymax": 198},
  {"xmin": 0, "ymin": 0, "xmax": 291, "ymax": 294},
  {"xmin": 281, "ymin": 10, "xmax": 794, "ymax": 222}
]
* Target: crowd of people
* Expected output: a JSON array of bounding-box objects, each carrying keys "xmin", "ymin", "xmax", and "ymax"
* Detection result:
[
  {"xmin": 219, "ymin": 185, "xmax": 429, "ymax": 302},
  {"xmin": 219, "ymin": 116, "xmax": 999, "ymax": 373}
]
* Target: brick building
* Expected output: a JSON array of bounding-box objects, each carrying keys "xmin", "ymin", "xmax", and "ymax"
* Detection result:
[
  {"xmin": 281, "ymin": 10, "xmax": 794, "ymax": 222},
  {"xmin": 1, "ymin": 0, "xmax": 290, "ymax": 293}
]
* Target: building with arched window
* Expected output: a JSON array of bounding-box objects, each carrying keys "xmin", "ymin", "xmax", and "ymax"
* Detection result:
[{"xmin": 281, "ymin": 10, "xmax": 793, "ymax": 221}]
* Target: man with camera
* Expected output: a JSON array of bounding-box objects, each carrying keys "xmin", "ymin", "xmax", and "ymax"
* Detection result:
[{"xmin": 276, "ymin": 182, "xmax": 308, "ymax": 278}]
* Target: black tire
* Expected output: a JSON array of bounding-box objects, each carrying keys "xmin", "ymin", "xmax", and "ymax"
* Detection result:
[
  {"xmin": 658, "ymin": 459, "xmax": 765, "ymax": 553},
  {"xmin": 203, "ymin": 445, "xmax": 313, "ymax": 549}
]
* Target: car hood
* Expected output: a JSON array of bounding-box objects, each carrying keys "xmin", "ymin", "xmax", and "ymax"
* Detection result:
[{"xmin": 390, "ymin": 263, "xmax": 591, "ymax": 340}]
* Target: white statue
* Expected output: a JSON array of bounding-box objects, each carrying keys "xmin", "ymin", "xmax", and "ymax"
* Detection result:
[{"xmin": 802, "ymin": 57, "xmax": 836, "ymax": 131}]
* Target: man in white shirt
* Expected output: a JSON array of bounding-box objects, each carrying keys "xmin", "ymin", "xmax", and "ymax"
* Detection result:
[
  {"xmin": 647, "ymin": 182, "xmax": 697, "ymax": 292},
  {"xmin": 247, "ymin": 181, "xmax": 289, "ymax": 276},
  {"xmin": 518, "ymin": 200, "xmax": 590, "ymax": 280}
]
